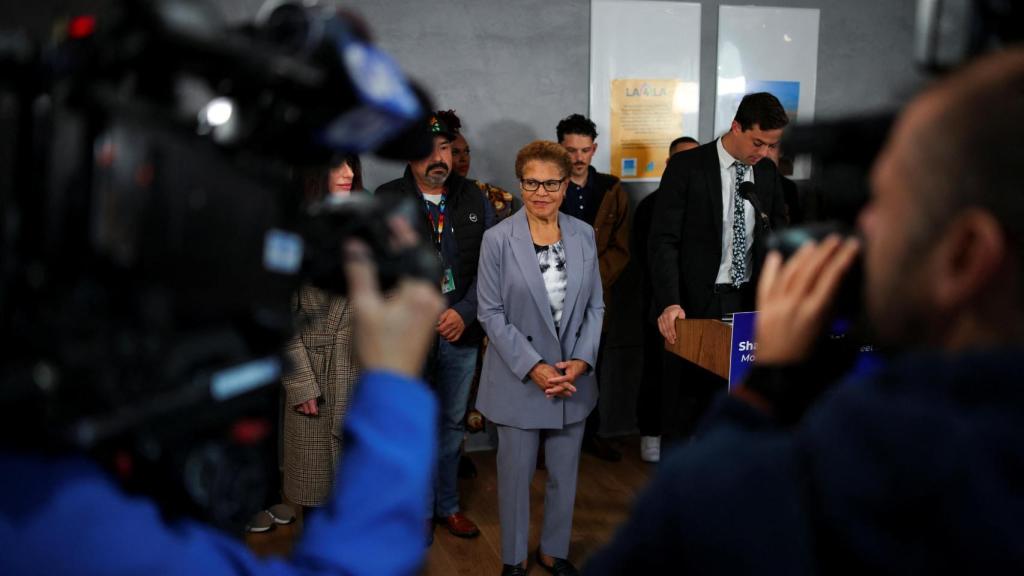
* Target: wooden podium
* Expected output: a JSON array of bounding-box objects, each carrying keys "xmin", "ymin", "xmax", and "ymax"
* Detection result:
[{"xmin": 664, "ymin": 319, "xmax": 733, "ymax": 380}]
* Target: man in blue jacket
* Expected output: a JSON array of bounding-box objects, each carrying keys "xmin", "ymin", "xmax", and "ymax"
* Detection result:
[
  {"xmin": 0, "ymin": 243, "xmax": 445, "ymax": 576},
  {"xmin": 588, "ymin": 47, "xmax": 1024, "ymax": 575}
]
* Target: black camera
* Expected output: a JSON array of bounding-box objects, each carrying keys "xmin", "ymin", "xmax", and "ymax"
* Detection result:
[
  {"xmin": 0, "ymin": 0, "xmax": 437, "ymax": 530},
  {"xmin": 770, "ymin": 0, "xmax": 1023, "ymax": 344},
  {"xmin": 766, "ymin": 222, "xmax": 865, "ymax": 331}
]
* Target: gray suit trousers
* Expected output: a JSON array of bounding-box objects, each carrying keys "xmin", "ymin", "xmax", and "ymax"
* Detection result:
[{"xmin": 495, "ymin": 419, "xmax": 586, "ymax": 565}]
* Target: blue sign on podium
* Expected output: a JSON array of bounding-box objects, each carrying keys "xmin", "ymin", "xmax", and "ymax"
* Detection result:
[
  {"xmin": 728, "ymin": 312, "xmax": 757, "ymax": 390},
  {"xmin": 726, "ymin": 311, "xmax": 882, "ymax": 389}
]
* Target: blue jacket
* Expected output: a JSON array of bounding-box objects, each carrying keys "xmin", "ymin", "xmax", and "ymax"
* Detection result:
[
  {"xmin": 0, "ymin": 371, "xmax": 436, "ymax": 576},
  {"xmin": 586, "ymin": 349, "xmax": 1024, "ymax": 575}
]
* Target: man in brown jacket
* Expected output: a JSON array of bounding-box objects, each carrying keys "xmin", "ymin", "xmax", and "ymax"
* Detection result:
[{"xmin": 557, "ymin": 113, "xmax": 630, "ymax": 461}]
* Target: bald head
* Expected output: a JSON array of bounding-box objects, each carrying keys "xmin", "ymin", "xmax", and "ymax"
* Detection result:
[
  {"xmin": 892, "ymin": 48, "xmax": 1024, "ymax": 239},
  {"xmin": 863, "ymin": 48, "xmax": 1024, "ymax": 348}
]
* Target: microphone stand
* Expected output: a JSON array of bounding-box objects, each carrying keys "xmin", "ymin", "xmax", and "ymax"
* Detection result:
[{"xmin": 738, "ymin": 182, "xmax": 771, "ymax": 233}]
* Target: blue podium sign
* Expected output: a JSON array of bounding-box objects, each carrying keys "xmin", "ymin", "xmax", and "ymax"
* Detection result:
[
  {"xmin": 726, "ymin": 312, "xmax": 882, "ymax": 389},
  {"xmin": 728, "ymin": 312, "xmax": 758, "ymax": 390}
]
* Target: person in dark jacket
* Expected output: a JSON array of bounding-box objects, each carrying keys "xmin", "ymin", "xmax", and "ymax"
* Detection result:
[
  {"xmin": 433, "ymin": 110, "xmax": 517, "ymax": 482},
  {"xmin": 588, "ymin": 47, "xmax": 1024, "ymax": 575},
  {"xmin": 648, "ymin": 93, "xmax": 789, "ymax": 443},
  {"xmin": 633, "ymin": 136, "xmax": 699, "ymax": 463},
  {"xmin": 766, "ymin": 144, "xmax": 804, "ymax": 225},
  {"xmin": 375, "ymin": 113, "xmax": 495, "ymax": 541}
]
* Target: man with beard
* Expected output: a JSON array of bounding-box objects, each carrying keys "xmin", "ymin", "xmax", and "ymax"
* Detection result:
[
  {"xmin": 432, "ymin": 110, "xmax": 520, "ymax": 482},
  {"xmin": 587, "ymin": 48, "xmax": 1024, "ymax": 574},
  {"xmin": 376, "ymin": 114, "xmax": 495, "ymax": 543}
]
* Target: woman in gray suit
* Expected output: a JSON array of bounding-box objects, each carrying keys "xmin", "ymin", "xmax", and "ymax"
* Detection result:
[{"xmin": 476, "ymin": 141, "xmax": 604, "ymax": 576}]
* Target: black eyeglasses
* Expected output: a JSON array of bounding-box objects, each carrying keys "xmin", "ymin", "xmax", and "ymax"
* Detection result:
[{"xmin": 520, "ymin": 178, "xmax": 565, "ymax": 192}]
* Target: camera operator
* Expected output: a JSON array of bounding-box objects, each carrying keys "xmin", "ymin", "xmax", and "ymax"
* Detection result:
[
  {"xmin": 585, "ymin": 47, "xmax": 1024, "ymax": 575},
  {"xmin": 0, "ymin": 237, "xmax": 445, "ymax": 575}
]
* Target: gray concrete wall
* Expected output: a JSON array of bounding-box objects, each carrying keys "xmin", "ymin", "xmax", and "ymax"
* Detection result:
[{"xmin": 5, "ymin": 0, "xmax": 928, "ymax": 435}]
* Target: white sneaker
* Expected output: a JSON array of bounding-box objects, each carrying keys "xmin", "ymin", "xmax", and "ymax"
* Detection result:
[
  {"xmin": 267, "ymin": 503, "xmax": 296, "ymax": 525},
  {"xmin": 640, "ymin": 436, "xmax": 661, "ymax": 463},
  {"xmin": 245, "ymin": 510, "xmax": 275, "ymax": 533}
]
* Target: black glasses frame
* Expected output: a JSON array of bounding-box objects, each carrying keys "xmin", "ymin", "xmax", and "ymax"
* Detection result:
[{"xmin": 520, "ymin": 178, "xmax": 565, "ymax": 192}]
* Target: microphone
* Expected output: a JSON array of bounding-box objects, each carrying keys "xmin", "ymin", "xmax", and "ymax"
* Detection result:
[{"xmin": 738, "ymin": 181, "xmax": 771, "ymax": 232}]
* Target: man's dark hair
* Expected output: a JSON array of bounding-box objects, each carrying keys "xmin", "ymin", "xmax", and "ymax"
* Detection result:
[
  {"xmin": 435, "ymin": 109, "xmax": 462, "ymax": 134},
  {"xmin": 734, "ymin": 92, "xmax": 789, "ymax": 131},
  {"xmin": 669, "ymin": 136, "xmax": 699, "ymax": 152},
  {"xmin": 557, "ymin": 113, "xmax": 598, "ymax": 142}
]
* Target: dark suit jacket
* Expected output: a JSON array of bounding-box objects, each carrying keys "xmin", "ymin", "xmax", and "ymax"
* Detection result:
[
  {"xmin": 780, "ymin": 174, "xmax": 804, "ymax": 225},
  {"xmin": 648, "ymin": 140, "xmax": 786, "ymax": 318}
]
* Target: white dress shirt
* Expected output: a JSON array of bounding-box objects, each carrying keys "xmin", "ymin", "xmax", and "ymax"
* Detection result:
[{"xmin": 714, "ymin": 137, "xmax": 755, "ymax": 285}]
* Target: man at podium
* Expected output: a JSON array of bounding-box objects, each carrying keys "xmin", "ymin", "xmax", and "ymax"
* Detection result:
[{"xmin": 648, "ymin": 93, "xmax": 790, "ymax": 439}]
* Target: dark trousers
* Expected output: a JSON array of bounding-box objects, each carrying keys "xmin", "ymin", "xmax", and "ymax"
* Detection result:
[
  {"xmin": 660, "ymin": 354, "xmax": 722, "ymax": 444},
  {"xmin": 636, "ymin": 320, "xmax": 664, "ymax": 437}
]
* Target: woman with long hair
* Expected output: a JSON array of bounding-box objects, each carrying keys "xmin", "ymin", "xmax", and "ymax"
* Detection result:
[{"xmin": 282, "ymin": 154, "xmax": 364, "ymax": 508}]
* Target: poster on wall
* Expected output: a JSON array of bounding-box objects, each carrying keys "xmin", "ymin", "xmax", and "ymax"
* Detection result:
[
  {"xmin": 591, "ymin": 1, "xmax": 701, "ymax": 182},
  {"xmin": 609, "ymin": 79, "xmax": 689, "ymax": 180},
  {"xmin": 715, "ymin": 6, "xmax": 820, "ymax": 180}
]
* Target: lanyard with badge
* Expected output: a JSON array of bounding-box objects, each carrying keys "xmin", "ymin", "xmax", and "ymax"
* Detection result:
[{"xmin": 425, "ymin": 193, "xmax": 456, "ymax": 294}]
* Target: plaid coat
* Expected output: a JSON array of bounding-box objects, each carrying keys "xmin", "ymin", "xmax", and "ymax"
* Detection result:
[{"xmin": 281, "ymin": 285, "xmax": 358, "ymax": 506}]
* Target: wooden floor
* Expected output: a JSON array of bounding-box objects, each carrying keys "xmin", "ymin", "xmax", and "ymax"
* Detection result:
[{"xmin": 247, "ymin": 436, "xmax": 654, "ymax": 574}]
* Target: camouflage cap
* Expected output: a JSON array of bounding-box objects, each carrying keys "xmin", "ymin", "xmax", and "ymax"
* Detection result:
[{"xmin": 427, "ymin": 113, "xmax": 456, "ymax": 141}]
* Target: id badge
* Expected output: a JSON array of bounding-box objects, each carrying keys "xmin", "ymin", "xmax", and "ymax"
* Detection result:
[{"xmin": 441, "ymin": 267, "xmax": 456, "ymax": 294}]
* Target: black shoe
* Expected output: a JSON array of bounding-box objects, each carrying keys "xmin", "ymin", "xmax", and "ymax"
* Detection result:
[
  {"xmin": 500, "ymin": 564, "xmax": 528, "ymax": 576},
  {"xmin": 582, "ymin": 435, "xmax": 622, "ymax": 462},
  {"xmin": 458, "ymin": 454, "xmax": 478, "ymax": 479},
  {"xmin": 535, "ymin": 549, "xmax": 579, "ymax": 576}
]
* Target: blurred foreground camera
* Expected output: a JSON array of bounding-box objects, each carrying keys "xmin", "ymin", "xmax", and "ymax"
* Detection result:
[
  {"xmin": 767, "ymin": 223, "xmax": 864, "ymax": 326},
  {"xmin": 0, "ymin": 0, "xmax": 437, "ymax": 530}
]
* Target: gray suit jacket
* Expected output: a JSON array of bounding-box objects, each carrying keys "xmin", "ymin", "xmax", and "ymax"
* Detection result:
[{"xmin": 475, "ymin": 209, "xmax": 604, "ymax": 429}]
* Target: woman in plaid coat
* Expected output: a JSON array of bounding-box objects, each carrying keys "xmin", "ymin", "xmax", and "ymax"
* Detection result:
[{"xmin": 281, "ymin": 155, "xmax": 363, "ymax": 506}]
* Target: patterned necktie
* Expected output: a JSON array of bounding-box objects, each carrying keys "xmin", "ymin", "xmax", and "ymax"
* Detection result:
[{"xmin": 730, "ymin": 162, "xmax": 749, "ymax": 287}]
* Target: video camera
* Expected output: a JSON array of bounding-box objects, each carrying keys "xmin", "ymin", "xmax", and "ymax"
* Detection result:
[
  {"xmin": 770, "ymin": 0, "xmax": 1024, "ymax": 338},
  {"xmin": 0, "ymin": 0, "xmax": 438, "ymax": 530}
]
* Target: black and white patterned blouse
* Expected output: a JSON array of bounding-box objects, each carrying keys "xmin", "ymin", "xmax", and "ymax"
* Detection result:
[{"xmin": 534, "ymin": 240, "xmax": 568, "ymax": 329}]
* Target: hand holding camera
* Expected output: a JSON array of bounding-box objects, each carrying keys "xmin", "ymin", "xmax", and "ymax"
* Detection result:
[{"xmin": 754, "ymin": 235, "xmax": 860, "ymax": 366}]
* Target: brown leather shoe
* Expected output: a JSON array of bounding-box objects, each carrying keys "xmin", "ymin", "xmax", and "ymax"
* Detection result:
[{"xmin": 435, "ymin": 511, "xmax": 480, "ymax": 538}]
